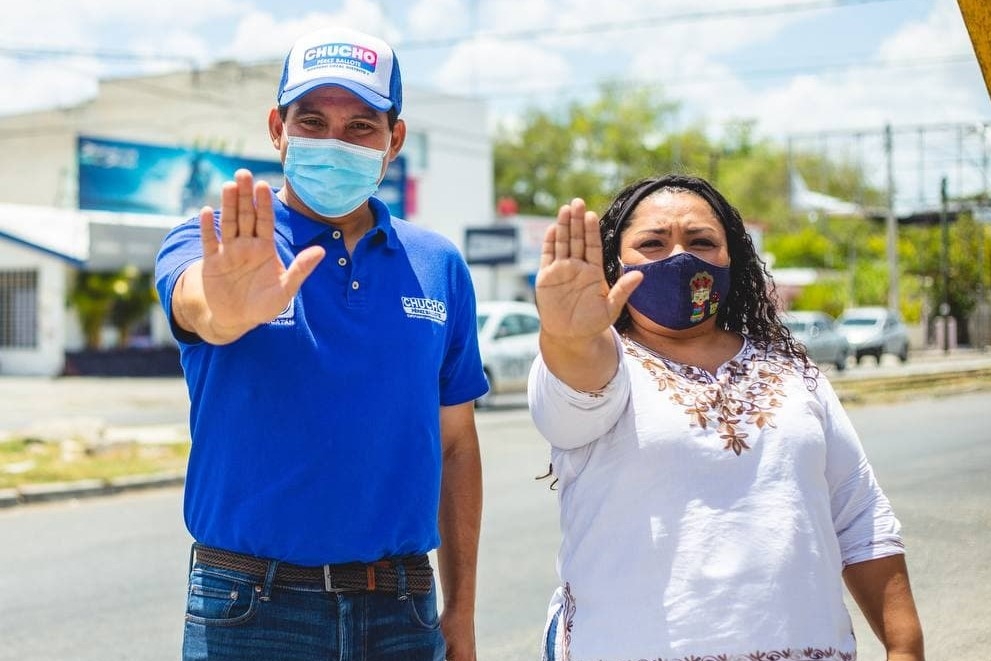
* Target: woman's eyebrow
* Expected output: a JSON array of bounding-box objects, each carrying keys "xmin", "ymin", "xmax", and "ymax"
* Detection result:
[{"xmin": 631, "ymin": 226, "xmax": 671, "ymax": 236}]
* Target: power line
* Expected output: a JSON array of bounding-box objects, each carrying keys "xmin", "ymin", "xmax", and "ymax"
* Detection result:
[
  {"xmin": 454, "ymin": 53, "xmax": 977, "ymax": 103},
  {"xmin": 0, "ymin": 0, "xmax": 906, "ymax": 63},
  {"xmin": 0, "ymin": 46, "xmax": 195, "ymax": 67},
  {"xmin": 398, "ymin": 0, "xmax": 908, "ymax": 49}
]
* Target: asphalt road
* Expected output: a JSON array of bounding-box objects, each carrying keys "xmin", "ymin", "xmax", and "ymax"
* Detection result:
[
  {"xmin": 1, "ymin": 390, "xmax": 989, "ymax": 661},
  {"xmin": 1, "ymin": 347, "xmax": 988, "ymax": 437}
]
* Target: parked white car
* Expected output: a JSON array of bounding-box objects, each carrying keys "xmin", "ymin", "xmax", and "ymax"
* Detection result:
[
  {"xmin": 836, "ymin": 306, "xmax": 910, "ymax": 364},
  {"xmin": 475, "ymin": 300, "xmax": 541, "ymax": 407}
]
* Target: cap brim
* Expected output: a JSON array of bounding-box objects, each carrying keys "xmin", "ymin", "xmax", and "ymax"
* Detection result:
[{"xmin": 278, "ymin": 79, "xmax": 393, "ymax": 112}]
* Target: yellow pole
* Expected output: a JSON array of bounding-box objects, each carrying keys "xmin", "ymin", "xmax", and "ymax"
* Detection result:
[{"xmin": 958, "ymin": 0, "xmax": 991, "ymax": 97}]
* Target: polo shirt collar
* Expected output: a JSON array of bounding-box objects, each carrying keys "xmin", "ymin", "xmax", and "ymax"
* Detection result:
[{"xmin": 272, "ymin": 192, "xmax": 399, "ymax": 249}]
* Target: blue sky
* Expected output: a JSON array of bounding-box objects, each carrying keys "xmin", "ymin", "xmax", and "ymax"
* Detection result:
[{"xmin": 1, "ymin": 0, "xmax": 988, "ymax": 208}]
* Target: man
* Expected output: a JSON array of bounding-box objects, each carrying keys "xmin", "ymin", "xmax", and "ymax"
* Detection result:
[{"xmin": 155, "ymin": 26, "xmax": 487, "ymax": 661}]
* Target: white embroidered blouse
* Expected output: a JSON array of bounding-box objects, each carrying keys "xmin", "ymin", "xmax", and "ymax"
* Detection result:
[{"xmin": 528, "ymin": 331, "xmax": 904, "ymax": 661}]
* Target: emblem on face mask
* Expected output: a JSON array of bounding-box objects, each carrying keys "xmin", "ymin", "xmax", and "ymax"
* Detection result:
[
  {"xmin": 690, "ymin": 271, "xmax": 717, "ymax": 323},
  {"xmin": 622, "ymin": 252, "xmax": 731, "ymax": 330}
]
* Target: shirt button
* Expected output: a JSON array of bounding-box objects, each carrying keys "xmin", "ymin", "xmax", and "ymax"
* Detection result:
[
  {"xmin": 351, "ymin": 281, "xmax": 360, "ymax": 290},
  {"xmin": 338, "ymin": 257, "xmax": 347, "ymax": 267},
  {"xmin": 332, "ymin": 230, "xmax": 342, "ymax": 240}
]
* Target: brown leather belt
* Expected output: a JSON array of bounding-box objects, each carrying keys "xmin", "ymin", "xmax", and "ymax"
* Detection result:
[{"xmin": 192, "ymin": 544, "xmax": 434, "ymax": 595}]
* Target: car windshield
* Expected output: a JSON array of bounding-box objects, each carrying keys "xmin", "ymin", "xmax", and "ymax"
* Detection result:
[
  {"xmin": 476, "ymin": 313, "xmax": 489, "ymax": 332},
  {"xmin": 784, "ymin": 320, "xmax": 809, "ymax": 333},
  {"xmin": 840, "ymin": 318, "xmax": 879, "ymax": 327}
]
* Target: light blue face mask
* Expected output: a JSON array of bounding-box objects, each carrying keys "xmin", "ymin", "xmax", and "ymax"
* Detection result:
[{"xmin": 283, "ymin": 136, "xmax": 387, "ymax": 218}]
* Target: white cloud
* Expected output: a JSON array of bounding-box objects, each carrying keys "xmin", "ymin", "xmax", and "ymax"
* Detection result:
[
  {"xmin": 0, "ymin": 0, "xmax": 987, "ymax": 140},
  {"xmin": 407, "ymin": 0, "xmax": 468, "ymax": 40},
  {"xmin": 879, "ymin": 0, "xmax": 972, "ymax": 60},
  {"xmin": 0, "ymin": 0, "xmax": 246, "ymax": 116},
  {"xmin": 223, "ymin": 1, "xmax": 404, "ymax": 64},
  {"xmin": 480, "ymin": 0, "xmax": 556, "ymax": 34},
  {"xmin": 432, "ymin": 35, "xmax": 572, "ymax": 100},
  {"xmin": 73, "ymin": 0, "xmax": 246, "ymax": 29},
  {"xmin": 0, "ymin": 59, "xmax": 99, "ymax": 115},
  {"xmin": 736, "ymin": 0, "xmax": 987, "ymax": 137}
]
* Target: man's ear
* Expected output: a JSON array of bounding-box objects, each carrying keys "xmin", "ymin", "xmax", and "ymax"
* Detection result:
[
  {"xmin": 268, "ymin": 107, "xmax": 285, "ymax": 150},
  {"xmin": 387, "ymin": 118, "xmax": 406, "ymax": 162}
]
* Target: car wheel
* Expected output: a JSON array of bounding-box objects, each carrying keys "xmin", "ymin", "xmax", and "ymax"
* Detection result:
[
  {"xmin": 898, "ymin": 343, "xmax": 909, "ymax": 362},
  {"xmin": 835, "ymin": 351, "xmax": 847, "ymax": 372}
]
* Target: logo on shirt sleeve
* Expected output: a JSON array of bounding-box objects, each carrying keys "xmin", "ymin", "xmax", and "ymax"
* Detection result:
[{"xmin": 402, "ymin": 297, "xmax": 447, "ymax": 325}]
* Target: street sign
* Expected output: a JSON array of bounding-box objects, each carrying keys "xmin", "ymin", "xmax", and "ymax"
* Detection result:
[{"xmin": 464, "ymin": 226, "xmax": 518, "ymax": 265}]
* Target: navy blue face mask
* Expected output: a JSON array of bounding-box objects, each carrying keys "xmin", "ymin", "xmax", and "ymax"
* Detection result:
[{"xmin": 622, "ymin": 252, "xmax": 731, "ymax": 330}]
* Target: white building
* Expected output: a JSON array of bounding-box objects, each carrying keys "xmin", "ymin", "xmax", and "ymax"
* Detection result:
[{"xmin": 0, "ymin": 61, "xmax": 493, "ymax": 376}]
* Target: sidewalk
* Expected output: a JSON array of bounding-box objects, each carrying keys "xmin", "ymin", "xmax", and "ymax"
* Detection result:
[
  {"xmin": 3, "ymin": 347, "xmax": 987, "ymax": 433},
  {"xmin": 0, "ymin": 376, "xmax": 190, "ymax": 508}
]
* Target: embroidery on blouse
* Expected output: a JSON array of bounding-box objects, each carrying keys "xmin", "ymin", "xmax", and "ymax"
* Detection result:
[
  {"xmin": 597, "ymin": 648, "xmax": 854, "ymax": 661},
  {"xmin": 561, "ymin": 582, "xmax": 576, "ymax": 659},
  {"xmin": 622, "ymin": 338, "xmax": 802, "ymax": 456}
]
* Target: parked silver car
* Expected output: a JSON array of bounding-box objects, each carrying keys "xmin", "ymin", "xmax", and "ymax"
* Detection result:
[
  {"xmin": 836, "ymin": 306, "xmax": 910, "ymax": 364},
  {"xmin": 475, "ymin": 301, "xmax": 541, "ymax": 407},
  {"xmin": 782, "ymin": 310, "xmax": 850, "ymax": 371}
]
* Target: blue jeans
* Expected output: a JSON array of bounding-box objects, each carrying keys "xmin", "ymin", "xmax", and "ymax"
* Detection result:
[
  {"xmin": 182, "ymin": 558, "xmax": 446, "ymax": 660},
  {"xmin": 543, "ymin": 605, "xmax": 561, "ymax": 661}
]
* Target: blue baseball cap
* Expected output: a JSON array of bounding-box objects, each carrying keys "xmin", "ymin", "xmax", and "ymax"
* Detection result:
[{"xmin": 277, "ymin": 26, "xmax": 402, "ymax": 114}]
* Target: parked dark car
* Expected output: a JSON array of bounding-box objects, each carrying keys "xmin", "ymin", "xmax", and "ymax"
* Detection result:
[
  {"xmin": 836, "ymin": 306, "xmax": 910, "ymax": 364},
  {"xmin": 782, "ymin": 311, "xmax": 850, "ymax": 371}
]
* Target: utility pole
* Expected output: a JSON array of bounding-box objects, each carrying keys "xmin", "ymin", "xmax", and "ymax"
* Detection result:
[
  {"xmin": 884, "ymin": 124, "xmax": 899, "ymax": 312},
  {"xmin": 979, "ymin": 126, "xmax": 989, "ymax": 351},
  {"xmin": 786, "ymin": 137, "xmax": 794, "ymax": 220},
  {"xmin": 940, "ymin": 176, "xmax": 951, "ymax": 353},
  {"xmin": 982, "ymin": 124, "xmax": 989, "ymax": 304}
]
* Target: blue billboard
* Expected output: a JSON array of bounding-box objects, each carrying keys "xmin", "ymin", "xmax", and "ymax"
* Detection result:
[
  {"xmin": 378, "ymin": 154, "xmax": 407, "ymax": 219},
  {"xmin": 77, "ymin": 136, "xmax": 283, "ymax": 217},
  {"xmin": 77, "ymin": 136, "xmax": 407, "ymax": 219}
]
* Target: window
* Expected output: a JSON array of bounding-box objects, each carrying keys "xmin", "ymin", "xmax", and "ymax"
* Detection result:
[
  {"xmin": 496, "ymin": 313, "xmax": 540, "ymax": 339},
  {"xmin": 0, "ymin": 270, "xmax": 39, "ymax": 348}
]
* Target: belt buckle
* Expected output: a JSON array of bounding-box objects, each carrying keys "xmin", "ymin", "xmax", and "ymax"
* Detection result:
[{"xmin": 323, "ymin": 565, "xmax": 351, "ymax": 593}]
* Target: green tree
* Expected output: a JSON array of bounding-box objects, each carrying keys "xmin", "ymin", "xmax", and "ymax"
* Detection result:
[
  {"xmin": 901, "ymin": 212, "xmax": 989, "ymax": 335},
  {"xmin": 494, "ymin": 83, "xmax": 681, "ymax": 216},
  {"xmin": 792, "ymin": 279, "xmax": 847, "ymax": 318},
  {"xmin": 68, "ymin": 272, "xmax": 116, "ymax": 350},
  {"xmin": 108, "ymin": 266, "xmax": 157, "ymax": 348},
  {"xmin": 492, "ymin": 87, "xmax": 932, "ymax": 322},
  {"xmin": 68, "ymin": 267, "xmax": 157, "ymax": 349},
  {"xmin": 714, "ymin": 142, "xmax": 791, "ymax": 225}
]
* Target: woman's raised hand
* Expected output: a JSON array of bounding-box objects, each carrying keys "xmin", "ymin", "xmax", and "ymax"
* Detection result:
[{"xmin": 535, "ymin": 198, "xmax": 642, "ymax": 344}]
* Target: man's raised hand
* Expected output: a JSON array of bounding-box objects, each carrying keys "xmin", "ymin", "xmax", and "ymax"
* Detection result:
[{"xmin": 188, "ymin": 169, "xmax": 325, "ymax": 343}]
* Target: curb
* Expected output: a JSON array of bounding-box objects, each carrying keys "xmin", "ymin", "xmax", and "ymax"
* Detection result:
[
  {"xmin": 0, "ymin": 471, "xmax": 185, "ymax": 509},
  {"xmin": 832, "ymin": 364, "xmax": 991, "ymax": 405}
]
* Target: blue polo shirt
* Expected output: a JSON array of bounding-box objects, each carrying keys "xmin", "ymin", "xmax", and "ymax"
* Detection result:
[{"xmin": 155, "ymin": 195, "xmax": 488, "ymax": 565}]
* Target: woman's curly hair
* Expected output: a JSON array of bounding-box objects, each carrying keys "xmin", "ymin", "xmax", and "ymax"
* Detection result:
[{"xmin": 600, "ymin": 173, "xmax": 818, "ymax": 386}]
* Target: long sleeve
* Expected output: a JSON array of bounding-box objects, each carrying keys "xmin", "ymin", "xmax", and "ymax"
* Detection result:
[
  {"xmin": 527, "ymin": 329, "xmax": 630, "ymax": 450},
  {"xmin": 817, "ymin": 377, "xmax": 905, "ymax": 565}
]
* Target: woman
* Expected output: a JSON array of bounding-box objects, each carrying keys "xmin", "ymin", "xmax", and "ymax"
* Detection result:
[{"xmin": 528, "ymin": 174, "xmax": 925, "ymax": 661}]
